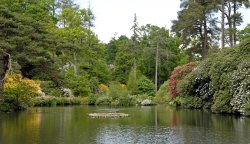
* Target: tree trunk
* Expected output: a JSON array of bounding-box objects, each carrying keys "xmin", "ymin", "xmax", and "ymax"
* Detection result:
[
  {"xmin": 227, "ymin": 2, "xmax": 234, "ymax": 47},
  {"xmin": 73, "ymin": 49, "xmax": 78, "ymax": 76},
  {"xmin": 133, "ymin": 58, "xmax": 137, "ymax": 80},
  {"xmin": 233, "ymin": 0, "xmax": 237, "ymax": 46},
  {"xmin": 155, "ymin": 43, "xmax": 159, "ymax": 91},
  {"xmin": 221, "ymin": 0, "xmax": 225, "ymax": 49},
  {"xmin": 0, "ymin": 51, "xmax": 10, "ymax": 97},
  {"xmin": 203, "ymin": 14, "xmax": 208, "ymax": 57}
]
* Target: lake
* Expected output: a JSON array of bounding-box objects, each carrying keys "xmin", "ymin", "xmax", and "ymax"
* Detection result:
[{"xmin": 0, "ymin": 105, "xmax": 250, "ymax": 144}]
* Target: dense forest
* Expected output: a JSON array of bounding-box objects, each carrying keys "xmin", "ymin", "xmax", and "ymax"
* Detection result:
[{"xmin": 0, "ymin": 0, "xmax": 249, "ymax": 115}]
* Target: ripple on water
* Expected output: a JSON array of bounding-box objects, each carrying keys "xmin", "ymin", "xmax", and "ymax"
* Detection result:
[{"xmin": 95, "ymin": 125, "xmax": 185, "ymax": 144}]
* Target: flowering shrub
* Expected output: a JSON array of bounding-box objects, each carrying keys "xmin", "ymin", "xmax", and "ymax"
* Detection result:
[
  {"xmin": 174, "ymin": 42, "xmax": 250, "ymax": 115},
  {"xmin": 230, "ymin": 62, "xmax": 250, "ymax": 114},
  {"xmin": 168, "ymin": 62, "xmax": 196, "ymax": 98},
  {"xmin": 2, "ymin": 73, "xmax": 41, "ymax": 111}
]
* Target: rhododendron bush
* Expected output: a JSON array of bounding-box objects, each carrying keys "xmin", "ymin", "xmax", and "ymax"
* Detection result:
[{"xmin": 173, "ymin": 42, "xmax": 250, "ymax": 115}]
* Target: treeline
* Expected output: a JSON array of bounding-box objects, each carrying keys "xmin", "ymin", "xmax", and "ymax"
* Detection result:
[
  {"xmin": 0, "ymin": 0, "xmax": 188, "ymax": 111},
  {"xmin": 0, "ymin": 0, "xmax": 110, "ymax": 111}
]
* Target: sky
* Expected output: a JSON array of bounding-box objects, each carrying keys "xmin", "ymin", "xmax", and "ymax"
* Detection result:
[{"xmin": 76, "ymin": 0, "xmax": 250, "ymax": 43}]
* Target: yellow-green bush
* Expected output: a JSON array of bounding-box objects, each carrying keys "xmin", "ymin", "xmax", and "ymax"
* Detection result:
[{"xmin": 1, "ymin": 74, "xmax": 40, "ymax": 111}]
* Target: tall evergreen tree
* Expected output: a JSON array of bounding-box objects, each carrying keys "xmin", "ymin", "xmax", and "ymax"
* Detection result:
[{"xmin": 172, "ymin": 0, "xmax": 219, "ymax": 58}]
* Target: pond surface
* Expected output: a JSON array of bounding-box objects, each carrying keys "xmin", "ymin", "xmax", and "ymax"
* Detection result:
[{"xmin": 0, "ymin": 105, "xmax": 250, "ymax": 144}]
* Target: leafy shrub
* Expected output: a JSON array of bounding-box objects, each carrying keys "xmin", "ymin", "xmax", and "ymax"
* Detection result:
[
  {"xmin": 176, "ymin": 42, "xmax": 250, "ymax": 115},
  {"xmin": 137, "ymin": 75, "xmax": 155, "ymax": 96},
  {"xmin": 104, "ymin": 82, "xmax": 136, "ymax": 106},
  {"xmin": 64, "ymin": 69, "xmax": 91, "ymax": 96},
  {"xmin": 40, "ymin": 81, "xmax": 62, "ymax": 96},
  {"xmin": 96, "ymin": 84, "xmax": 109, "ymax": 94},
  {"xmin": 245, "ymin": 102, "xmax": 250, "ymax": 116},
  {"xmin": 155, "ymin": 81, "xmax": 173, "ymax": 104},
  {"xmin": 136, "ymin": 94, "xmax": 153, "ymax": 105},
  {"xmin": 127, "ymin": 67, "xmax": 138, "ymax": 95},
  {"xmin": 95, "ymin": 96, "xmax": 111, "ymax": 105},
  {"xmin": 170, "ymin": 96, "xmax": 203, "ymax": 109},
  {"xmin": 230, "ymin": 62, "xmax": 250, "ymax": 113},
  {"xmin": 117, "ymin": 95, "xmax": 136, "ymax": 106},
  {"xmin": 108, "ymin": 82, "xmax": 129, "ymax": 100},
  {"xmin": 211, "ymin": 90, "xmax": 233, "ymax": 113},
  {"xmin": 88, "ymin": 94, "xmax": 97, "ymax": 105},
  {"xmin": 2, "ymin": 74, "xmax": 40, "ymax": 111},
  {"xmin": 33, "ymin": 96, "xmax": 88, "ymax": 106},
  {"xmin": 168, "ymin": 62, "xmax": 196, "ymax": 97}
]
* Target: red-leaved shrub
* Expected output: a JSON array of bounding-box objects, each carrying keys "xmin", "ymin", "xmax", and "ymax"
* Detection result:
[{"xmin": 168, "ymin": 62, "xmax": 196, "ymax": 98}]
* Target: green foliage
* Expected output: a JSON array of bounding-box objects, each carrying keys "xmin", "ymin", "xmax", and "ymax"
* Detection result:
[
  {"xmin": 211, "ymin": 90, "xmax": 233, "ymax": 113},
  {"xmin": 108, "ymin": 25, "xmax": 188, "ymax": 86},
  {"xmin": 175, "ymin": 40, "xmax": 250, "ymax": 115},
  {"xmin": 64, "ymin": 69, "xmax": 90, "ymax": 96},
  {"xmin": 1, "ymin": 74, "xmax": 40, "ymax": 112},
  {"xmin": 245, "ymin": 102, "xmax": 250, "ymax": 115},
  {"xmin": 40, "ymin": 81, "xmax": 62, "ymax": 97},
  {"xmin": 171, "ymin": 0, "xmax": 220, "ymax": 58},
  {"xmin": 155, "ymin": 81, "xmax": 173, "ymax": 104},
  {"xmin": 127, "ymin": 67, "xmax": 138, "ymax": 95},
  {"xmin": 108, "ymin": 82, "xmax": 129, "ymax": 101},
  {"xmin": 33, "ymin": 96, "xmax": 88, "ymax": 106},
  {"xmin": 95, "ymin": 96, "xmax": 111, "ymax": 105},
  {"xmin": 94, "ymin": 82, "xmax": 136, "ymax": 106},
  {"xmin": 170, "ymin": 96, "xmax": 203, "ymax": 109},
  {"xmin": 137, "ymin": 75, "xmax": 155, "ymax": 96},
  {"xmin": 239, "ymin": 24, "xmax": 250, "ymax": 41},
  {"xmin": 88, "ymin": 94, "xmax": 97, "ymax": 105}
]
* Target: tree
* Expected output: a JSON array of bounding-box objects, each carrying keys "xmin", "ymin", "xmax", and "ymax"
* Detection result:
[
  {"xmin": 112, "ymin": 36, "xmax": 134, "ymax": 83},
  {"xmin": 0, "ymin": 6, "xmax": 65, "ymax": 95},
  {"xmin": 172, "ymin": 0, "xmax": 219, "ymax": 58},
  {"xmin": 127, "ymin": 67, "xmax": 138, "ymax": 95},
  {"xmin": 219, "ymin": 0, "xmax": 249, "ymax": 47},
  {"xmin": 0, "ymin": 51, "xmax": 10, "ymax": 97},
  {"xmin": 140, "ymin": 25, "xmax": 188, "ymax": 88}
]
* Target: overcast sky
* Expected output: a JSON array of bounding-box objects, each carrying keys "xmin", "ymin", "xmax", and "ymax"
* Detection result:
[{"xmin": 76, "ymin": 0, "xmax": 250, "ymax": 43}]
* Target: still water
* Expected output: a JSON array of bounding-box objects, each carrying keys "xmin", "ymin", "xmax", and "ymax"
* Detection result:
[{"xmin": 0, "ymin": 105, "xmax": 250, "ymax": 144}]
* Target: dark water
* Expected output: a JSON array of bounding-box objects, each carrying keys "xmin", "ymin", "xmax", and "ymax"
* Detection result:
[{"xmin": 0, "ymin": 105, "xmax": 250, "ymax": 144}]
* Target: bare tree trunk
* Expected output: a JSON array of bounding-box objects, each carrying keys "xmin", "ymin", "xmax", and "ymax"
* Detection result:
[
  {"xmin": 133, "ymin": 58, "xmax": 137, "ymax": 80},
  {"xmin": 73, "ymin": 49, "xmax": 78, "ymax": 76},
  {"xmin": 233, "ymin": 0, "xmax": 237, "ymax": 46},
  {"xmin": 228, "ymin": 2, "xmax": 233, "ymax": 47},
  {"xmin": 221, "ymin": 0, "xmax": 225, "ymax": 49},
  {"xmin": 203, "ymin": 14, "xmax": 208, "ymax": 57},
  {"xmin": 155, "ymin": 43, "xmax": 159, "ymax": 91},
  {"xmin": 0, "ymin": 51, "xmax": 10, "ymax": 97}
]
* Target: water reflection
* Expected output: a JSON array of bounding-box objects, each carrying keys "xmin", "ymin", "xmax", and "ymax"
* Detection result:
[{"xmin": 0, "ymin": 106, "xmax": 250, "ymax": 144}]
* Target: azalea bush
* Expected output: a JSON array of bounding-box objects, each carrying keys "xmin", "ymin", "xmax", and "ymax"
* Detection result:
[
  {"xmin": 1, "ymin": 73, "xmax": 40, "ymax": 111},
  {"xmin": 168, "ymin": 62, "xmax": 196, "ymax": 97}
]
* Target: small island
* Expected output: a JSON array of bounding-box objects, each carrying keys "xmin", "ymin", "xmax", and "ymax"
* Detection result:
[{"xmin": 88, "ymin": 113, "xmax": 129, "ymax": 118}]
